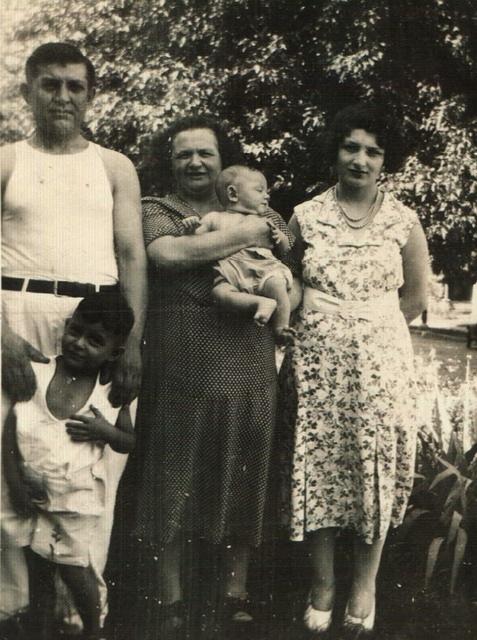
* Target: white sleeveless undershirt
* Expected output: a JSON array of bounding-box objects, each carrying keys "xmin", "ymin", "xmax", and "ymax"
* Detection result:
[
  {"xmin": 16, "ymin": 359, "xmax": 120, "ymax": 480},
  {"xmin": 2, "ymin": 140, "xmax": 118, "ymax": 284}
]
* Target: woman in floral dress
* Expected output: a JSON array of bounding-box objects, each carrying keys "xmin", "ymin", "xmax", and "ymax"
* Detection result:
[{"xmin": 283, "ymin": 104, "xmax": 429, "ymax": 637}]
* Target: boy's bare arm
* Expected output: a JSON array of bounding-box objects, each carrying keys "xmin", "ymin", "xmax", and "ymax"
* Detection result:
[
  {"xmin": 2, "ymin": 410, "xmax": 38, "ymax": 516},
  {"xmin": 103, "ymin": 149, "xmax": 148, "ymax": 407},
  {"xmin": 65, "ymin": 405, "xmax": 135, "ymax": 454}
]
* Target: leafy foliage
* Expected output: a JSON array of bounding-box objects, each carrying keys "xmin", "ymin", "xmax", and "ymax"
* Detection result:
[
  {"xmin": 1, "ymin": 0, "xmax": 476, "ymax": 288},
  {"xmin": 393, "ymin": 350, "xmax": 477, "ymax": 599}
]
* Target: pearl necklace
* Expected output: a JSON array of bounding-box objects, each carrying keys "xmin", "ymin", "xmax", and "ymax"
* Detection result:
[{"xmin": 334, "ymin": 186, "xmax": 379, "ymax": 229}]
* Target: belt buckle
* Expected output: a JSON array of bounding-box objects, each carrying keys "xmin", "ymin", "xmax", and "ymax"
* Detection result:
[{"xmin": 53, "ymin": 281, "xmax": 60, "ymax": 297}]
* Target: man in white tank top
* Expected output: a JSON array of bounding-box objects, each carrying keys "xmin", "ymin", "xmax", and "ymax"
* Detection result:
[{"xmin": 1, "ymin": 43, "xmax": 147, "ymax": 631}]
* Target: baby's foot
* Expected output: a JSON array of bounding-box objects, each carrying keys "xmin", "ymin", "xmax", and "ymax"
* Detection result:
[
  {"xmin": 254, "ymin": 298, "xmax": 277, "ymax": 326},
  {"xmin": 275, "ymin": 326, "xmax": 296, "ymax": 346}
]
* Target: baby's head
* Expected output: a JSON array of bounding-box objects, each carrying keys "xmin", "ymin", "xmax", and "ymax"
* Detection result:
[
  {"xmin": 216, "ymin": 165, "xmax": 269, "ymax": 215},
  {"xmin": 61, "ymin": 291, "xmax": 134, "ymax": 374}
]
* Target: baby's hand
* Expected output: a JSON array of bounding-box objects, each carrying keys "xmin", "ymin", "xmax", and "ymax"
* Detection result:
[
  {"xmin": 267, "ymin": 222, "xmax": 290, "ymax": 252},
  {"xmin": 181, "ymin": 216, "xmax": 201, "ymax": 234}
]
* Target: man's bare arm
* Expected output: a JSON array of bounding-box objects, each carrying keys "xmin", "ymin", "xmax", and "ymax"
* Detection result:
[
  {"xmin": 1, "ymin": 144, "xmax": 15, "ymax": 201},
  {"xmin": 103, "ymin": 150, "xmax": 148, "ymax": 406}
]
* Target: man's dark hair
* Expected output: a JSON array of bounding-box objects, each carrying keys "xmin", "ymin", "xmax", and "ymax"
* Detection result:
[
  {"xmin": 25, "ymin": 42, "xmax": 96, "ymax": 90},
  {"xmin": 323, "ymin": 103, "xmax": 406, "ymax": 173},
  {"xmin": 140, "ymin": 115, "xmax": 244, "ymax": 196},
  {"xmin": 74, "ymin": 291, "xmax": 134, "ymax": 343}
]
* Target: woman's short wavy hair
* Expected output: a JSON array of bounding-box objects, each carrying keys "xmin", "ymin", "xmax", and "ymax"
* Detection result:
[
  {"xmin": 140, "ymin": 115, "xmax": 244, "ymax": 196},
  {"xmin": 323, "ymin": 103, "xmax": 407, "ymax": 173}
]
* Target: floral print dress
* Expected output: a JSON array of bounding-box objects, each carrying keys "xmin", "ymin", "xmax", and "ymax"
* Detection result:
[{"xmin": 282, "ymin": 187, "xmax": 419, "ymax": 544}]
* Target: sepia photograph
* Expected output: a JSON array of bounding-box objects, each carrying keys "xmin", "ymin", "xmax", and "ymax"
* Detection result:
[{"xmin": 1, "ymin": 1, "xmax": 476, "ymax": 639}]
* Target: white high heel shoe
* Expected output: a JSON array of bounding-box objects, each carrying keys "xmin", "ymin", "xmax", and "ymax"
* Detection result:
[
  {"xmin": 303, "ymin": 592, "xmax": 333, "ymax": 636},
  {"xmin": 343, "ymin": 599, "xmax": 375, "ymax": 636}
]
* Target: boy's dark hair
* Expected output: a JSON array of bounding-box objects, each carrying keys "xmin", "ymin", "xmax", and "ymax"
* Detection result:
[
  {"xmin": 140, "ymin": 115, "xmax": 244, "ymax": 196},
  {"xmin": 74, "ymin": 291, "xmax": 134, "ymax": 343},
  {"xmin": 25, "ymin": 42, "xmax": 96, "ymax": 90},
  {"xmin": 323, "ymin": 103, "xmax": 406, "ymax": 173}
]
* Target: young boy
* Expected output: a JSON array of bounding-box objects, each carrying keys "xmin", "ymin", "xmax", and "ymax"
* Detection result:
[
  {"xmin": 183, "ymin": 165, "xmax": 295, "ymax": 344},
  {"xmin": 2, "ymin": 291, "xmax": 135, "ymax": 640}
]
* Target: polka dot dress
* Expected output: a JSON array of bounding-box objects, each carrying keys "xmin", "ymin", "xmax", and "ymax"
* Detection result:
[{"xmin": 132, "ymin": 195, "xmax": 296, "ymax": 548}]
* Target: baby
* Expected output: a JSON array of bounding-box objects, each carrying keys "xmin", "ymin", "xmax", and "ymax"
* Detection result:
[
  {"xmin": 183, "ymin": 165, "xmax": 294, "ymax": 344},
  {"xmin": 3, "ymin": 291, "xmax": 135, "ymax": 640}
]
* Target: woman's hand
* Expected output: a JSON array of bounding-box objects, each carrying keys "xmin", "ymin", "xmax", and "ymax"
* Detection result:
[{"xmin": 240, "ymin": 215, "xmax": 274, "ymax": 249}]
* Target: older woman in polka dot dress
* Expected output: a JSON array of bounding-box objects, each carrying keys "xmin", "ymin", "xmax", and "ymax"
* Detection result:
[{"xmin": 131, "ymin": 116, "xmax": 300, "ymax": 637}]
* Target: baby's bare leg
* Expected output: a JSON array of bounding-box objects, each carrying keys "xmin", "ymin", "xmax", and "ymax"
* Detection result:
[
  {"xmin": 260, "ymin": 276, "xmax": 295, "ymax": 344},
  {"xmin": 212, "ymin": 282, "xmax": 277, "ymax": 325}
]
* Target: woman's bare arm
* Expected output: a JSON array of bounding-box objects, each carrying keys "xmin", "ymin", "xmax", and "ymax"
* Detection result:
[
  {"xmin": 147, "ymin": 215, "xmax": 273, "ymax": 271},
  {"xmin": 287, "ymin": 214, "xmax": 305, "ymax": 265},
  {"xmin": 400, "ymin": 223, "xmax": 429, "ymax": 323}
]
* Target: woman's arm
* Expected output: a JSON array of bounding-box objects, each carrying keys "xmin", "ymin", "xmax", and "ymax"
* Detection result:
[
  {"xmin": 287, "ymin": 214, "xmax": 305, "ymax": 265},
  {"xmin": 147, "ymin": 215, "xmax": 274, "ymax": 271},
  {"xmin": 289, "ymin": 277, "xmax": 303, "ymax": 311},
  {"xmin": 400, "ymin": 223, "xmax": 429, "ymax": 323}
]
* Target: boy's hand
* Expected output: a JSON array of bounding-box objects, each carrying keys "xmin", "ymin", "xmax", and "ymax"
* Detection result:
[
  {"xmin": 267, "ymin": 222, "xmax": 290, "ymax": 253},
  {"xmin": 181, "ymin": 215, "xmax": 201, "ymax": 234},
  {"xmin": 66, "ymin": 405, "xmax": 115, "ymax": 444},
  {"xmin": 8, "ymin": 469, "xmax": 46, "ymax": 516},
  {"xmin": 9, "ymin": 485, "xmax": 38, "ymax": 517}
]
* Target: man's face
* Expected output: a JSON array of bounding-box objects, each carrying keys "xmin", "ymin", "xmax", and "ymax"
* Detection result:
[{"xmin": 22, "ymin": 63, "xmax": 92, "ymax": 140}]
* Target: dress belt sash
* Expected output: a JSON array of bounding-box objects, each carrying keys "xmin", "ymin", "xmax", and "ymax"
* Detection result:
[{"xmin": 302, "ymin": 287, "xmax": 400, "ymax": 321}]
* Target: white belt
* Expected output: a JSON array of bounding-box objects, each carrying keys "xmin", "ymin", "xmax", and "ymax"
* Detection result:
[{"xmin": 303, "ymin": 287, "xmax": 400, "ymax": 321}]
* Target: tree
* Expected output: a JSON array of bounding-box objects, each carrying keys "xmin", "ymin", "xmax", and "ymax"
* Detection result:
[{"xmin": 1, "ymin": 0, "xmax": 476, "ymax": 291}]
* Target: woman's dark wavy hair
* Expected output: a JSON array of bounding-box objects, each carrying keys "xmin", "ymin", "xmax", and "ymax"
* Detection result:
[
  {"xmin": 323, "ymin": 103, "xmax": 407, "ymax": 173},
  {"xmin": 140, "ymin": 115, "xmax": 244, "ymax": 196}
]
